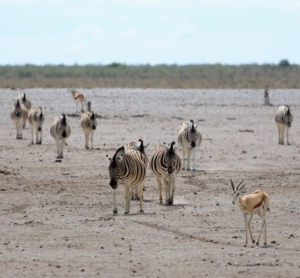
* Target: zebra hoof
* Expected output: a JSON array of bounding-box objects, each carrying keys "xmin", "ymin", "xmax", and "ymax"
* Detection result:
[
  {"xmin": 159, "ymin": 201, "xmax": 163, "ymax": 205},
  {"xmin": 252, "ymin": 240, "xmax": 255, "ymax": 244},
  {"xmin": 192, "ymin": 169, "xmax": 196, "ymax": 171},
  {"xmin": 113, "ymin": 208, "xmax": 118, "ymax": 215},
  {"xmin": 124, "ymin": 211, "xmax": 129, "ymax": 216},
  {"xmin": 167, "ymin": 199, "xmax": 173, "ymax": 205},
  {"xmin": 256, "ymin": 242, "xmax": 259, "ymax": 246},
  {"xmin": 140, "ymin": 210, "xmax": 144, "ymax": 213},
  {"xmin": 182, "ymin": 167, "xmax": 185, "ymax": 170},
  {"xmin": 264, "ymin": 242, "xmax": 266, "ymax": 245},
  {"xmin": 186, "ymin": 168, "xmax": 191, "ymax": 171},
  {"xmin": 85, "ymin": 146, "xmax": 89, "ymax": 150}
]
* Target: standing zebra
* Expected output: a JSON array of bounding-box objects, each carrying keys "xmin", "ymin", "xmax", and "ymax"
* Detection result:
[
  {"xmin": 177, "ymin": 120, "xmax": 202, "ymax": 171},
  {"xmin": 15, "ymin": 93, "xmax": 32, "ymax": 128},
  {"xmin": 107, "ymin": 146, "xmax": 146, "ymax": 215},
  {"xmin": 50, "ymin": 114, "xmax": 71, "ymax": 158},
  {"xmin": 125, "ymin": 139, "xmax": 149, "ymax": 200},
  {"xmin": 150, "ymin": 141, "xmax": 181, "ymax": 205},
  {"xmin": 28, "ymin": 107, "xmax": 45, "ymax": 144},
  {"xmin": 275, "ymin": 105, "xmax": 293, "ymax": 145},
  {"xmin": 10, "ymin": 99, "xmax": 28, "ymax": 139},
  {"xmin": 80, "ymin": 111, "xmax": 97, "ymax": 149}
]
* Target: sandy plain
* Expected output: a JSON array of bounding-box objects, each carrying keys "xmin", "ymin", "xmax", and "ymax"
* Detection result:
[{"xmin": 0, "ymin": 89, "xmax": 300, "ymax": 277}]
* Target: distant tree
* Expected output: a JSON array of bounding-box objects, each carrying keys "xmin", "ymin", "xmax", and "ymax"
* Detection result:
[{"xmin": 278, "ymin": 59, "xmax": 290, "ymax": 68}]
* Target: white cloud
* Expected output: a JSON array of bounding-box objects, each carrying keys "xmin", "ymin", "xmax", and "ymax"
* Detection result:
[
  {"xmin": 72, "ymin": 25, "xmax": 103, "ymax": 36},
  {"xmin": 120, "ymin": 29, "xmax": 135, "ymax": 37}
]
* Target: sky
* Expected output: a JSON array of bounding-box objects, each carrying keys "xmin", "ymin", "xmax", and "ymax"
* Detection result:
[{"xmin": 0, "ymin": 0, "xmax": 300, "ymax": 65}]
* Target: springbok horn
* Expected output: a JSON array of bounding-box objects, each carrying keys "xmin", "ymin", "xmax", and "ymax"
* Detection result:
[
  {"xmin": 230, "ymin": 179, "xmax": 234, "ymax": 190},
  {"xmin": 236, "ymin": 179, "xmax": 244, "ymax": 190}
]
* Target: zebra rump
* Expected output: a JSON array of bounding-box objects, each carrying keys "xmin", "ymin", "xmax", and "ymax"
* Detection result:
[
  {"xmin": 28, "ymin": 107, "xmax": 45, "ymax": 144},
  {"xmin": 275, "ymin": 105, "xmax": 293, "ymax": 145},
  {"xmin": 10, "ymin": 99, "xmax": 28, "ymax": 139},
  {"xmin": 80, "ymin": 111, "xmax": 97, "ymax": 149}
]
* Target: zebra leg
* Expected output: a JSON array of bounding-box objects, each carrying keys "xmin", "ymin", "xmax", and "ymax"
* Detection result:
[
  {"xmin": 181, "ymin": 148, "xmax": 186, "ymax": 170},
  {"xmin": 186, "ymin": 148, "xmax": 192, "ymax": 171},
  {"xmin": 85, "ymin": 132, "xmax": 89, "ymax": 150},
  {"xmin": 138, "ymin": 183, "xmax": 144, "ymax": 213},
  {"xmin": 156, "ymin": 176, "xmax": 163, "ymax": 204},
  {"xmin": 162, "ymin": 176, "xmax": 170, "ymax": 205},
  {"xmin": 29, "ymin": 124, "xmax": 34, "ymax": 144},
  {"xmin": 39, "ymin": 129, "xmax": 43, "ymax": 144},
  {"xmin": 112, "ymin": 188, "xmax": 118, "ymax": 214},
  {"xmin": 279, "ymin": 124, "xmax": 285, "ymax": 144},
  {"xmin": 90, "ymin": 130, "xmax": 94, "ymax": 150},
  {"xmin": 35, "ymin": 126, "xmax": 39, "ymax": 144},
  {"xmin": 192, "ymin": 148, "xmax": 197, "ymax": 171},
  {"xmin": 124, "ymin": 185, "xmax": 131, "ymax": 215},
  {"xmin": 61, "ymin": 138, "xmax": 66, "ymax": 158},
  {"xmin": 134, "ymin": 185, "xmax": 139, "ymax": 201},
  {"xmin": 17, "ymin": 120, "xmax": 23, "ymax": 139},
  {"xmin": 286, "ymin": 126, "xmax": 290, "ymax": 145},
  {"xmin": 168, "ymin": 174, "xmax": 176, "ymax": 205},
  {"xmin": 55, "ymin": 137, "xmax": 61, "ymax": 158}
]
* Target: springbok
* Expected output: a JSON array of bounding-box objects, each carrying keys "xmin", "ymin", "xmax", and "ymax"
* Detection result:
[
  {"xmin": 230, "ymin": 179, "xmax": 270, "ymax": 247},
  {"xmin": 69, "ymin": 89, "xmax": 86, "ymax": 112}
]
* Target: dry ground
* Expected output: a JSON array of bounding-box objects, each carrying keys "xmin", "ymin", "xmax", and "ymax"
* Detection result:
[{"xmin": 0, "ymin": 89, "xmax": 299, "ymax": 277}]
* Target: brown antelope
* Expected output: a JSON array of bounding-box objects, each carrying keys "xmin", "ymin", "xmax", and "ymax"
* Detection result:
[
  {"xmin": 69, "ymin": 89, "xmax": 86, "ymax": 112},
  {"xmin": 230, "ymin": 179, "xmax": 270, "ymax": 247}
]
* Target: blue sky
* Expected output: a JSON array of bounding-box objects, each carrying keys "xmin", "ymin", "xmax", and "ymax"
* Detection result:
[{"xmin": 1, "ymin": 0, "xmax": 299, "ymax": 65}]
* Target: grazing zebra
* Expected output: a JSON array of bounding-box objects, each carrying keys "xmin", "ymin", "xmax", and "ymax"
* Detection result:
[
  {"xmin": 69, "ymin": 89, "xmax": 86, "ymax": 112},
  {"xmin": 150, "ymin": 141, "xmax": 181, "ymax": 205},
  {"xmin": 80, "ymin": 111, "xmax": 97, "ymax": 149},
  {"xmin": 15, "ymin": 93, "xmax": 32, "ymax": 128},
  {"xmin": 177, "ymin": 120, "xmax": 202, "ymax": 171},
  {"xmin": 107, "ymin": 146, "xmax": 146, "ymax": 215},
  {"xmin": 50, "ymin": 114, "xmax": 72, "ymax": 158},
  {"xmin": 275, "ymin": 105, "xmax": 293, "ymax": 145},
  {"xmin": 10, "ymin": 99, "xmax": 28, "ymax": 139},
  {"xmin": 125, "ymin": 139, "xmax": 149, "ymax": 200},
  {"xmin": 28, "ymin": 107, "xmax": 45, "ymax": 144}
]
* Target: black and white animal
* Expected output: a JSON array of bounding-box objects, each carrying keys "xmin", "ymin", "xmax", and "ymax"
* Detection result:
[
  {"xmin": 230, "ymin": 179, "xmax": 270, "ymax": 247},
  {"xmin": 177, "ymin": 120, "xmax": 202, "ymax": 171},
  {"xmin": 15, "ymin": 93, "xmax": 32, "ymax": 128},
  {"xmin": 264, "ymin": 85, "xmax": 272, "ymax": 106},
  {"xmin": 125, "ymin": 139, "xmax": 149, "ymax": 200},
  {"xmin": 275, "ymin": 105, "xmax": 293, "ymax": 145},
  {"xmin": 80, "ymin": 111, "xmax": 97, "ymax": 149},
  {"xmin": 10, "ymin": 99, "xmax": 28, "ymax": 139},
  {"xmin": 107, "ymin": 146, "xmax": 146, "ymax": 215},
  {"xmin": 149, "ymin": 141, "xmax": 181, "ymax": 205},
  {"xmin": 28, "ymin": 107, "xmax": 45, "ymax": 144},
  {"xmin": 50, "ymin": 114, "xmax": 71, "ymax": 158}
]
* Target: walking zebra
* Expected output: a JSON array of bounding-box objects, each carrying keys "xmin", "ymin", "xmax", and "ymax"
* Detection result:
[
  {"xmin": 177, "ymin": 120, "xmax": 202, "ymax": 171},
  {"xmin": 15, "ymin": 93, "xmax": 32, "ymax": 128},
  {"xmin": 107, "ymin": 146, "xmax": 146, "ymax": 215},
  {"xmin": 28, "ymin": 107, "xmax": 45, "ymax": 144},
  {"xmin": 150, "ymin": 141, "xmax": 181, "ymax": 205},
  {"xmin": 125, "ymin": 139, "xmax": 149, "ymax": 200},
  {"xmin": 80, "ymin": 111, "xmax": 97, "ymax": 149},
  {"xmin": 50, "ymin": 114, "xmax": 71, "ymax": 158},
  {"xmin": 275, "ymin": 105, "xmax": 293, "ymax": 145},
  {"xmin": 10, "ymin": 99, "xmax": 28, "ymax": 139}
]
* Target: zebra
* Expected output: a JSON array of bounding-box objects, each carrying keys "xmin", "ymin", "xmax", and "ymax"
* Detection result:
[
  {"xmin": 177, "ymin": 119, "xmax": 202, "ymax": 171},
  {"xmin": 15, "ymin": 93, "xmax": 32, "ymax": 128},
  {"xmin": 107, "ymin": 146, "xmax": 146, "ymax": 215},
  {"xmin": 28, "ymin": 107, "xmax": 45, "ymax": 144},
  {"xmin": 275, "ymin": 105, "xmax": 293, "ymax": 145},
  {"xmin": 50, "ymin": 114, "xmax": 72, "ymax": 158},
  {"xmin": 80, "ymin": 111, "xmax": 97, "ymax": 149},
  {"xmin": 264, "ymin": 85, "xmax": 272, "ymax": 106},
  {"xmin": 10, "ymin": 99, "xmax": 28, "ymax": 139},
  {"xmin": 149, "ymin": 141, "xmax": 181, "ymax": 205},
  {"xmin": 125, "ymin": 139, "xmax": 149, "ymax": 200}
]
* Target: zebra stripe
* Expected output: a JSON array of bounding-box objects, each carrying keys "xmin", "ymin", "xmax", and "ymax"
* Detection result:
[
  {"xmin": 50, "ymin": 114, "xmax": 71, "ymax": 158},
  {"xmin": 107, "ymin": 146, "xmax": 146, "ymax": 215},
  {"xmin": 275, "ymin": 105, "xmax": 293, "ymax": 145},
  {"xmin": 15, "ymin": 93, "xmax": 31, "ymax": 128},
  {"xmin": 177, "ymin": 119, "xmax": 202, "ymax": 171},
  {"xmin": 10, "ymin": 99, "xmax": 28, "ymax": 139},
  {"xmin": 149, "ymin": 141, "xmax": 181, "ymax": 205},
  {"xmin": 28, "ymin": 107, "xmax": 45, "ymax": 144},
  {"xmin": 80, "ymin": 111, "xmax": 97, "ymax": 149}
]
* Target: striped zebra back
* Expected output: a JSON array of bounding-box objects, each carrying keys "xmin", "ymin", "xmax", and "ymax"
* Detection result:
[
  {"xmin": 108, "ymin": 147, "xmax": 146, "ymax": 188},
  {"xmin": 28, "ymin": 107, "xmax": 45, "ymax": 126},
  {"xmin": 150, "ymin": 142, "xmax": 181, "ymax": 177},
  {"xmin": 125, "ymin": 139, "xmax": 148, "ymax": 166},
  {"xmin": 275, "ymin": 105, "xmax": 293, "ymax": 126},
  {"xmin": 80, "ymin": 111, "xmax": 97, "ymax": 130},
  {"xmin": 50, "ymin": 114, "xmax": 71, "ymax": 140},
  {"xmin": 10, "ymin": 100, "xmax": 28, "ymax": 122},
  {"xmin": 177, "ymin": 120, "xmax": 202, "ymax": 148}
]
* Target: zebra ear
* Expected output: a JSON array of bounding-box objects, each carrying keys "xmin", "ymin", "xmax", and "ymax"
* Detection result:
[
  {"xmin": 144, "ymin": 143, "xmax": 149, "ymax": 149},
  {"xmin": 106, "ymin": 154, "xmax": 112, "ymax": 162},
  {"xmin": 115, "ymin": 147, "xmax": 125, "ymax": 161}
]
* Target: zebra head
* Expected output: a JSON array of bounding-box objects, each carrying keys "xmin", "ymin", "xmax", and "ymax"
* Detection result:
[
  {"xmin": 59, "ymin": 114, "xmax": 68, "ymax": 138},
  {"xmin": 135, "ymin": 139, "xmax": 149, "ymax": 153},
  {"xmin": 188, "ymin": 120, "xmax": 198, "ymax": 148},
  {"xmin": 107, "ymin": 147, "xmax": 125, "ymax": 189},
  {"xmin": 90, "ymin": 112, "xmax": 97, "ymax": 130},
  {"xmin": 230, "ymin": 179, "xmax": 246, "ymax": 205},
  {"xmin": 163, "ymin": 141, "xmax": 179, "ymax": 174}
]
